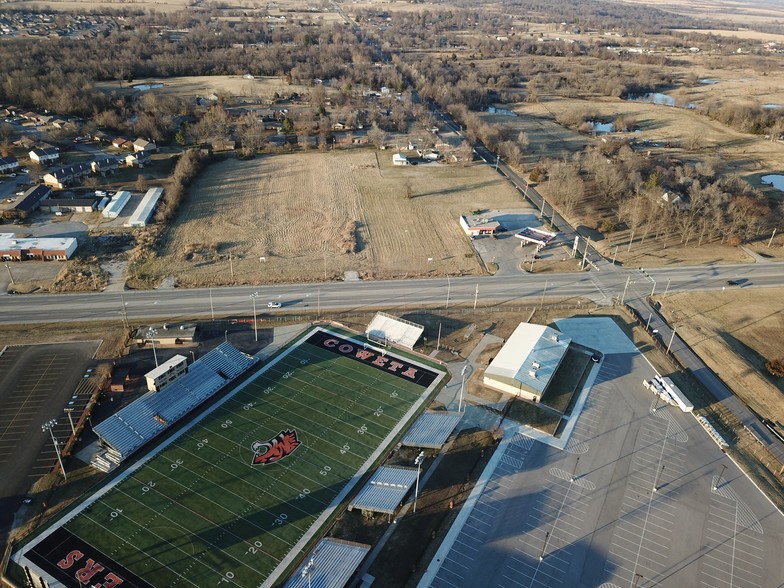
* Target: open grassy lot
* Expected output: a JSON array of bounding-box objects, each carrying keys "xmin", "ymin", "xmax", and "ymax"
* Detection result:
[
  {"xmin": 658, "ymin": 288, "xmax": 784, "ymax": 426},
  {"xmin": 18, "ymin": 327, "xmax": 445, "ymax": 587},
  {"xmin": 134, "ymin": 150, "xmax": 526, "ymax": 286}
]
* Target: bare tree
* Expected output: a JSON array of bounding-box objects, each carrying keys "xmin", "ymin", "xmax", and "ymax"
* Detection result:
[{"xmin": 367, "ymin": 122, "xmax": 387, "ymax": 150}]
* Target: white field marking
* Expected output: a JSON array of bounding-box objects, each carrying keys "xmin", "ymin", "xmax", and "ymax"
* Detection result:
[
  {"xmin": 113, "ymin": 473, "xmax": 301, "ymax": 552},
  {"xmin": 200, "ymin": 404, "xmax": 378, "ymax": 460},
  {"xmin": 256, "ymin": 367, "xmax": 403, "ymax": 429},
  {"xmin": 79, "ymin": 509, "xmax": 217, "ymax": 587},
  {"xmin": 144, "ymin": 456, "xmax": 311, "ymax": 538}
]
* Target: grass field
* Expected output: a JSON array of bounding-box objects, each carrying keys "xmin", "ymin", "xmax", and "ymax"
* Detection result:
[{"xmin": 20, "ymin": 328, "xmax": 444, "ymax": 587}]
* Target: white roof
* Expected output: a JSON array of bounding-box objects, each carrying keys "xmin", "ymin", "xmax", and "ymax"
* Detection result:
[
  {"xmin": 102, "ymin": 190, "xmax": 131, "ymax": 218},
  {"xmin": 0, "ymin": 232, "xmax": 76, "ymax": 253},
  {"xmin": 365, "ymin": 312, "xmax": 424, "ymax": 350},
  {"xmin": 126, "ymin": 187, "xmax": 163, "ymax": 227},
  {"xmin": 145, "ymin": 354, "xmax": 187, "ymax": 381},
  {"xmin": 485, "ymin": 323, "xmax": 570, "ymax": 395}
]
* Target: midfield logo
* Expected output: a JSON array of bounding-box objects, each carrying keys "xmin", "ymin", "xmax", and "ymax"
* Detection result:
[{"xmin": 251, "ymin": 429, "xmax": 301, "ymax": 465}]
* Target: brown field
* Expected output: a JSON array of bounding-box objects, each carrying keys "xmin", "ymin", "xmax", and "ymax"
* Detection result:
[
  {"xmin": 619, "ymin": 0, "xmax": 784, "ymax": 27},
  {"xmin": 673, "ymin": 28, "xmax": 784, "ymax": 42},
  {"xmin": 134, "ymin": 149, "xmax": 526, "ymax": 286},
  {"xmin": 94, "ymin": 75, "xmax": 311, "ymax": 100},
  {"xmin": 659, "ymin": 288, "xmax": 784, "ymax": 426}
]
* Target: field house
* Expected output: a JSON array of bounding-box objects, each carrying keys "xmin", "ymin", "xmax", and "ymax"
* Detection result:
[{"xmin": 13, "ymin": 323, "xmax": 446, "ymax": 588}]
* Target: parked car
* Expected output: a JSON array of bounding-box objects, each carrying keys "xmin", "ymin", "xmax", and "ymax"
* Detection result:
[
  {"xmin": 267, "ymin": 301, "xmax": 282, "ymax": 308},
  {"xmin": 726, "ymin": 279, "xmax": 740, "ymax": 286},
  {"xmin": 591, "ymin": 352, "xmax": 602, "ymax": 363}
]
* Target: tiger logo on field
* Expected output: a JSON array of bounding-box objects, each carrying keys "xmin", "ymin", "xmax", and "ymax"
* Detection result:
[{"xmin": 251, "ymin": 429, "xmax": 301, "ymax": 465}]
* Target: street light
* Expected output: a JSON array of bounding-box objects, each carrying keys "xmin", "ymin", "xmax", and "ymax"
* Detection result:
[
  {"xmin": 250, "ymin": 291, "xmax": 260, "ymax": 342},
  {"xmin": 42, "ymin": 419, "xmax": 67, "ymax": 481},
  {"xmin": 459, "ymin": 364, "xmax": 468, "ymax": 412},
  {"xmin": 714, "ymin": 464, "xmax": 727, "ymax": 491},
  {"xmin": 147, "ymin": 328, "xmax": 159, "ymax": 367},
  {"xmin": 413, "ymin": 451, "xmax": 425, "ymax": 513}
]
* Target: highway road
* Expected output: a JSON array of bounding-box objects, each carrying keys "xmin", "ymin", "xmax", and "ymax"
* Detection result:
[{"xmin": 0, "ymin": 262, "xmax": 781, "ymax": 326}]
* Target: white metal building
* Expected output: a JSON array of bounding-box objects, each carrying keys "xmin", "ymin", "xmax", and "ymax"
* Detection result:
[
  {"xmin": 283, "ymin": 538, "xmax": 371, "ymax": 588},
  {"xmin": 145, "ymin": 354, "xmax": 188, "ymax": 392},
  {"xmin": 101, "ymin": 190, "xmax": 131, "ymax": 218},
  {"xmin": 126, "ymin": 187, "xmax": 163, "ymax": 227},
  {"xmin": 483, "ymin": 322, "xmax": 571, "ymax": 402},
  {"xmin": 365, "ymin": 312, "xmax": 424, "ymax": 350}
]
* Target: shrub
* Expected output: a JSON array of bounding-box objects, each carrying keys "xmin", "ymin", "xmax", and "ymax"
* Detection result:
[{"xmin": 765, "ymin": 358, "xmax": 784, "ymax": 378}]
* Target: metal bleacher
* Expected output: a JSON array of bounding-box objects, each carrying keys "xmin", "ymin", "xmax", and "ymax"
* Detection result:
[{"xmin": 92, "ymin": 343, "xmax": 256, "ymax": 465}]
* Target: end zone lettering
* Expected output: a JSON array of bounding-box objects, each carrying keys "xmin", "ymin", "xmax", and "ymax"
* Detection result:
[
  {"xmin": 26, "ymin": 528, "xmax": 153, "ymax": 588},
  {"xmin": 306, "ymin": 330, "xmax": 438, "ymax": 387}
]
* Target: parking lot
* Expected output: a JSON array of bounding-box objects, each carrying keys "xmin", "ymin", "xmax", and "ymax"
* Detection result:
[
  {"xmin": 420, "ymin": 317, "xmax": 784, "ymax": 587},
  {"xmin": 0, "ymin": 341, "xmax": 100, "ymax": 537}
]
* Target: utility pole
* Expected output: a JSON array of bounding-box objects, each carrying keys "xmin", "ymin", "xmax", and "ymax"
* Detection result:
[
  {"xmin": 581, "ymin": 238, "xmax": 589, "ymax": 269},
  {"xmin": 119, "ymin": 294, "xmax": 128, "ymax": 331},
  {"xmin": 209, "ymin": 287, "xmax": 215, "ymax": 321},
  {"xmin": 540, "ymin": 279, "xmax": 548, "ymax": 310},
  {"xmin": 667, "ymin": 327, "xmax": 677, "ymax": 354},
  {"xmin": 4, "ymin": 262, "xmax": 14, "ymax": 285},
  {"xmin": 646, "ymin": 313, "xmax": 653, "ymax": 331},
  {"xmin": 621, "ymin": 276, "xmax": 630, "ymax": 305},
  {"xmin": 473, "ymin": 283, "xmax": 479, "ymax": 310},
  {"xmin": 612, "ymin": 246, "xmax": 618, "ymax": 265},
  {"xmin": 768, "ymin": 228, "xmax": 777, "ymax": 248},
  {"xmin": 250, "ymin": 292, "xmax": 259, "ymax": 342},
  {"xmin": 436, "ymin": 322, "xmax": 442, "ymax": 351},
  {"xmin": 459, "ymin": 364, "xmax": 467, "ymax": 412},
  {"xmin": 663, "ymin": 278, "xmax": 671, "ymax": 298},
  {"xmin": 229, "ymin": 252, "xmax": 234, "ymax": 278},
  {"xmin": 446, "ymin": 277, "xmax": 451, "ymax": 309}
]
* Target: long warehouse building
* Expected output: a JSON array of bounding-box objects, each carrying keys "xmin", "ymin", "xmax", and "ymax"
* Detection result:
[
  {"xmin": 101, "ymin": 190, "xmax": 131, "ymax": 218},
  {"xmin": 125, "ymin": 187, "xmax": 163, "ymax": 227}
]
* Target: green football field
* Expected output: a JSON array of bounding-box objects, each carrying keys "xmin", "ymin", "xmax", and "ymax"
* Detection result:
[{"xmin": 27, "ymin": 329, "xmax": 443, "ymax": 588}]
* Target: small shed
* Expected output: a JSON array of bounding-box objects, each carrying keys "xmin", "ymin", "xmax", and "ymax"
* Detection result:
[
  {"xmin": 392, "ymin": 153, "xmax": 408, "ymax": 166},
  {"xmin": 110, "ymin": 367, "xmax": 131, "ymax": 392}
]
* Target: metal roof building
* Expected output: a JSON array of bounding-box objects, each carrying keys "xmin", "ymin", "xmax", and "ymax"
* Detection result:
[
  {"xmin": 483, "ymin": 322, "xmax": 571, "ymax": 402},
  {"xmin": 365, "ymin": 312, "xmax": 424, "ymax": 350},
  {"xmin": 93, "ymin": 342, "xmax": 257, "ymax": 461},
  {"xmin": 348, "ymin": 466, "xmax": 418, "ymax": 515},
  {"xmin": 284, "ymin": 538, "xmax": 370, "ymax": 588},
  {"xmin": 126, "ymin": 186, "xmax": 163, "ymax": 227},
  {"xmin": 401, "ymin": 411, "xmax": 463, "ymax": 449},
  {"xmin": 102, "ymin": 190, "xmax": 131, "ymax": 218}
]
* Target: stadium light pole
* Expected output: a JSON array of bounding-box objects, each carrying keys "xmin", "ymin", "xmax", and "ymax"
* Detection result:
[
  {"xmin": 42, "ymin": 419, "xmax": 67, "ymax": 481},
  {"xmin": 459, "ymin": 364, "xmax": 468, "ymax": 412},
  {"xmin": 301, "ymin": 558, "xmax": 314, "ymax": 588},
  {"xmin": 413, "ymin": 451, "xmax": 425, "ymax": 513},
  {"xmin": 250, "ymin": 291, "xmax": 259, "ymax": 342},
  {"xmin": 147, "ymin": 328, "xmax": 159, "ymax": 367},
  {"xmin": 714, "ymin": 464, "xmax": 727, "ymax": 491}
]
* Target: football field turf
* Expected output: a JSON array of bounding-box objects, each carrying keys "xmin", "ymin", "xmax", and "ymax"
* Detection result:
[{"xmin": 23, "ymin": 328, "xmax": 444, "ymax": 588}]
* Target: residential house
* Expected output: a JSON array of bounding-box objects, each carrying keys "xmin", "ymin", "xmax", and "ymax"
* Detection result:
[
  {"xmin": 133, "ymin": 138, "xmax": 158, "ymax": 153},
  {"xmin": 43, "ymin": 162, "xmax": 92, "ymax": 189},
  {"xmin": 29, "ymin": 147, "xmax": 60, "ymax": 164},
  {"xmin": 112, "ymin": 137, "xmax": 133, "ymax": 150},
  {"xmin": 210, "ymin": 137, "xmax": 236, "ymax": 152},
  {"xmin": 0, "ymin": 155, "xmax": 19, "ymax": 174},
  {"xmin": 91, "ymin": 156, "xmax": 119, "ymax": 176},
  {"xmin": 660, "ymin": 191, "xmax": 691, "ymax": 211},
  {"xmin": 125, "ymin": 151, "xmax": 151, "ymax": 168}
]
